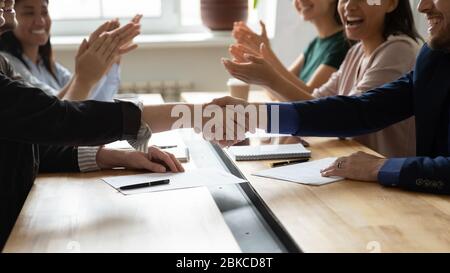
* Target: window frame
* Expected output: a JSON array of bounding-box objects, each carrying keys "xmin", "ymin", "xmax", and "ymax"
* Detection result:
[
  {"xmin": 49, "ymin": 0, "xmax": 271, "ymax": 38},
  {"xmin": 50, "ymin": 0, "xmax": 187, "ymax": 36}
]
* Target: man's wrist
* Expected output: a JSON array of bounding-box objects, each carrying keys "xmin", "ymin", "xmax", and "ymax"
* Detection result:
[
  {"xmin": 373, "ymin": 159, "xmax": 388, "ymax": 181},
  {"xmin": 96, "ymin": 147, "xmax": 124, "ymax": 169}
]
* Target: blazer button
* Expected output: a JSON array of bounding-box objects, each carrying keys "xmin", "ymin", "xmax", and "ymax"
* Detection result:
[{"xmin": 416, "ymin": 179, "xmax": 424, "ymax": 186}]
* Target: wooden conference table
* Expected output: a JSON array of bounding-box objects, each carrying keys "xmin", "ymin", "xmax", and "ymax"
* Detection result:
[{"xmin": 4, "ymin": 91, "xmax": 450, "ymax": 252}]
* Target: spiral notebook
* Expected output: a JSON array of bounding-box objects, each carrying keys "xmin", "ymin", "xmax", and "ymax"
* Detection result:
[{"xmin": 228, "ymin": 144, "xmax": 311, "ymax": 161}]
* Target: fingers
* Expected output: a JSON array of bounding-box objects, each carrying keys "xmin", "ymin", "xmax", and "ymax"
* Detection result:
[
  {"xmin": 243, "ymin": 53, "xmax": 263, "ymax": 64},
  {"xmin": 229, "ymin": 44, "xmax": 260, "ymax": 61},
  {"xmin": 320, "ymin": 157, "xmax": 346, "ymax": 177},
  {"xmin": 208, "ymin": 96, "xmax": 233, "ymax": 108},
  {"xmin": 131, "ymin": 14, "xmax": 143, "ymax": 24},
  {"xmin": 260, "ymin": 20, "xmax": 267, "ymax": 38},
  {"xmin": 89, "ymin": 20, "xmax": 111, "ymax": 44},
  {"xmin": 76, "ymin": 38, "xmax": 89, "ymax": 58},
  {"xmin": 170, "ymin": 152, "xmax": 185, "ymax": 172},
  {"xmin": 222, "ymin": 58, "xmax": 247, "ymax": 73},
  {"xmin": 260, "ymin": 42, "xmax": 269, "ymax": 55},
  {"xmin": 229, "ymin": 45, "xmax": 247, "ymax": 63},
  {"xmin": 119, "ymin": 43, "xmax": 139, "ymax": 55},
  {"xmin": 149, "ymin": 147, "xmax": 182, "ymax": 173},
  {"xmin": 118, "ymin": 28, "xmax": 140, "ymax": 48},
  {"xmin": 321, "ymin": 168, "xmax": 344, "ymax": 178},
  {"xmin": 141, "ymin": 160, "xmax": 168, "ymax": 173},
  {"xmin": 109, "ymin": 23, "xmax": 141, "ymax": 47},
  {"xmin": 89, "ymin": 34, "xmax": 108, "ymax": 52},
  {"xmin": 108, "ymin": 18, "xmax": 120, "ymax": 31}
]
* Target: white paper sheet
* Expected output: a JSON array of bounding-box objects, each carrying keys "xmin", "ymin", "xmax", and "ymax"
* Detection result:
[
  {"xmin": 102, "ymin": 168, "xmax": 247, "ymax": 195},
  {"xmin": 252, "ymin": 157, "xmax": 344, "ymax": 186}
]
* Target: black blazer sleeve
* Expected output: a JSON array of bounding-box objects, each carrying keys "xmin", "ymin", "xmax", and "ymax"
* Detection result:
[
  {"xmin": 38, "ymin": 145, "xmax": 80, "ymax": 173},
  {"xmin": 0, "ymin": 74, "xmax": 141, "ymax": 146}
]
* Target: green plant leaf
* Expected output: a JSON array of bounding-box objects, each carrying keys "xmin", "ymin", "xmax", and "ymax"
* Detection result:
[{"xmin": 253, "ymin": 0, "xmax": 259, "ymax": 9}]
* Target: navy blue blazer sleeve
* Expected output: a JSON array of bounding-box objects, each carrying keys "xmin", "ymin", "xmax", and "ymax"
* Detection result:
[
  {"xmin": 0, "ymin": 74, "xmax": 141, "ymax": 146},
  {"xmin": 268, "ymin": 72, "xmax": 415, "ymax": 137},
  {"xmin": 268, "ymin": 70, "xmax": 450, "ymax": 194}
]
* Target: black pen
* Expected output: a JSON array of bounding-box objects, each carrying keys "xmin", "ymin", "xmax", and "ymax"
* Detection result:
[
  {"xmin": 271, "ymin": 158, "xmax": 310, "ymax": 168},
  {"xmin": 119, "ymin": 179, "xmax": 170, "ymax": 191},
  {"xmin": 155, "ymin": 145, "xmax": 178, "ymax": 149}
]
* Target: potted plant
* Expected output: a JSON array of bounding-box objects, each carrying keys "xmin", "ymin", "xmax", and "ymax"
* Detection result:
[{"xmin": 200, "ymin": 0, "xmax": 249, "ymax": 31}]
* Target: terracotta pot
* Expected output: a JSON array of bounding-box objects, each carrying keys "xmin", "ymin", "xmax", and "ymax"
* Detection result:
[{"xmin": 201, "ymin": 0, "xmax": 248, "ymax": 31}]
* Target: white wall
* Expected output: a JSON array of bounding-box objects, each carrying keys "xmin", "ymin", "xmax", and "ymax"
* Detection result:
[
  {"xmin": 54, "ymin": 45, "xmax": 232, "ymax": 93},
  {"xmin": 271, "ymin": 0, "xmax": 316, "ymax": 67}
]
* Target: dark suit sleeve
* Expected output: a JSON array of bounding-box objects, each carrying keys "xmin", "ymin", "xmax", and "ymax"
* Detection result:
[
  {"xmin": 379, "ymin": 156, "xmax": 450, "ymax": 194},
  {"xmin": 271, "ymin": 72, "xmax": 415, "ymax": 137},
  {"xmin": 0, "ymin": 74, "xmax": 141, "ymax": 146},
  {"xmin": 38, "ymin": 145, "xmax": 80, "ymax": 173}
]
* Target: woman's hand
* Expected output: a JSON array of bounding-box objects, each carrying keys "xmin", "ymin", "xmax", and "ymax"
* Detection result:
[
  {"xmin": 229, "ymin": 43, "xmax": 260, "ymax": 63},
  {"xmin": 96, "ymin": 146, "xmax": 184, "ymax": 173},
  {"xmin": 118, "ymin": 14, "xmax": 143, "ymax": 56},
  {"xmin": 222, "ymin": 44, "xmax": 282, "ymax": 89},
  {"xmin": 232, "ymin": 20, "xmax": 270, "ymax": 53},
  {"xmin": 74, "ymin": 22, "xmax": 140, "ymax": 87},
  {"xmin": 320, "ymin": 151, "xmax": 387, "ymax": 182}
]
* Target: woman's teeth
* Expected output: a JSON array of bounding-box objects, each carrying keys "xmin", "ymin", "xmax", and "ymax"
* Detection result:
[{"xmin": 346, "ymin": 17, "xmax": 364, "ymax": 28}]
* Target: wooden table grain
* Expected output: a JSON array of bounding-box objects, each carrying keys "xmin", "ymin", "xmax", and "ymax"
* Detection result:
[
  {"xmin": 3, "ymin": 131, "xmax": 241, "ymax": 253},
  {"xmin": 235, "ymin": 137, "xmax": 450, "ymax": 252}
]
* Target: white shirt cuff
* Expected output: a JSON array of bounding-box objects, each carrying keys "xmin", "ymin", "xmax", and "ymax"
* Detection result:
[{"xmin": 77, "ymin": 146, "xmax": 101, "ymax": 172}]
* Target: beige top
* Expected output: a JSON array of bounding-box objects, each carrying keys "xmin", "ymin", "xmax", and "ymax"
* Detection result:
[{"xmin": 312, "ymin": 35, "xmax": 420, "ymax": 157}]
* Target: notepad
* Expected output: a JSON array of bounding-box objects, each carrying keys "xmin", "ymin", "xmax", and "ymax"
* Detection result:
[
  {"xmin": 227, "ymin": 143, "xmax": 311, "ymax": 161},
  {"xmin": 252, "ymin": 157, "xmax": 344, "ymax": 186}
]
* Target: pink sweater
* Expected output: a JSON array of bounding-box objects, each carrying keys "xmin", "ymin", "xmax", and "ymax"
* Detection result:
[{"xmin": 312, "ymin": 35, "xmax": 420, "ymax": 157}]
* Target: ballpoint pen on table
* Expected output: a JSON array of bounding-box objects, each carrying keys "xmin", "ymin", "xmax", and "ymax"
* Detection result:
[
  {"xmin": 119, "ymin": 179, "xmax": 170, "ymax": 191},
  {"xmin": 270, "ymin": 158, "xmax": 310, "ymax": 168}
]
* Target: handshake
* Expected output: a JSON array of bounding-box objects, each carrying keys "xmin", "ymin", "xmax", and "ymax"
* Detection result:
[{"xmin": 169, "ymin": 96, "xmax": 277, "ymax": 146}]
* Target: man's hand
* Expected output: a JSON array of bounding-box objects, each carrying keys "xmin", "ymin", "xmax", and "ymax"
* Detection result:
[
  {"xmin": 96, "ymin": 146, "xmax": 184, "ymax": 173},
  {"xmin": 320, "ymin": 151, "xmax": 387, "ymax": 182},
  {"xmin": 204, "ymin": 96, "xmax": 265, "ymax": 147}
]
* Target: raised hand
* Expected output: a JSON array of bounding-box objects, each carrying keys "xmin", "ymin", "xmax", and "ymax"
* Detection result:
[
  {"xmin": 222, "ymin": 44, "xmax": 282, "ymax": 89},
  {"xmin": 75, "ymin": 22, "xmax": 140, "ymax": 87},
  {"xmin": 117, "ymin": 14, "xmax": 143, "ymax": 56},
  {"xmin": 229, "ymin": 43, "xmax": 260, "ymax": 63},
  {"xmin": 232, "ymin": 20, "xmax": 270, "ymax": 53}
]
